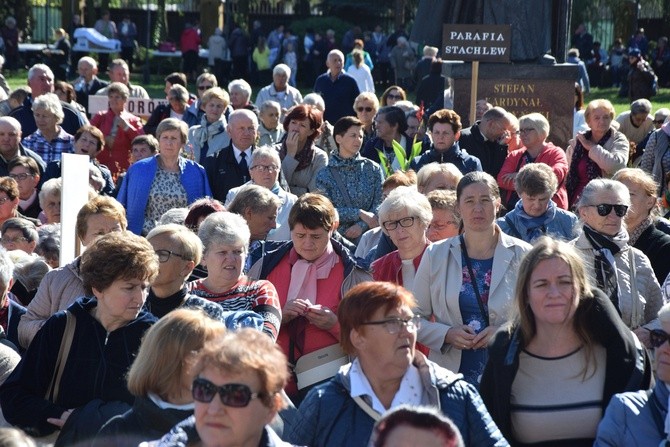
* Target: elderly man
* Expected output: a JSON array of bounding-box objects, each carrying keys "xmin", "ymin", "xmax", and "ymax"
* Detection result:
[
  {"xmin": 458, "ymin": 106, "xmax": 512, "ymax": 178},
  {"xmin": 615, "ymin": 98, "xmax": 654, "ymax": 145},
  {"xmin": 228, "ymin": 184, "xmax": 281, "ymax": 247},
  {"xmin": 254, "ymin": 64, "xmax": 303, "ymax": 118},
  {"xmin": 73, "ymin": 57, "xmax": 109, "ymax": 115},
  {"xmin": 9, "ymin": 64, "xmax": 88, "ymax": 137},
  {"xmin": 95, "ymin": 58, "xmax": 149, "ymax": 99},
  {"xmin": 0, "ymin": 117, "xmax": 46, "ymax": 178},
  {"xmin": 314, "ymin": 49, "xmax": 360, "ymax": 124},
  {"xmin": 205, "ymin": 109, "xmax": 259, "ymax": 202}
]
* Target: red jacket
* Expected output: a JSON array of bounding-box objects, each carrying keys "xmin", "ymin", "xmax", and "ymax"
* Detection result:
[
  {"xmin": 372, "ymin": 244, "xmax": 429, "ymax": 286},
  {"xmin": 180, "ymin": 27, "xmax": 201, "ymax": 53}
]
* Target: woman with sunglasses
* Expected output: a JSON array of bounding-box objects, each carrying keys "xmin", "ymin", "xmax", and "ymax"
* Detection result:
[
  {"xmin": 155, "ymin": 328, "xmax": 292, "ymax": 447},
  {"xmin": 353, "ymin": 92, "xmax": 379, "ymax": 148},
  {"xmin": 595, "ymin": 302, "xmax": 670, "ymax": 446},
  {"xmin": 572, "ymin": 178, "xmax": 662, "ymax": 347},
  {"xmin": 481, "ymin": 237, "xmax": 652, "ymax": 446},
  {"xmin": 380, "ymin": 85, "xmax": 406, "ymax": 107},
  {"xmin": 288, "ymin": 281, "xmax": 506, "ymax": 447},
  {"xmin": 413, "ymin": 171, "xmax": 531, "ymax": 386}
]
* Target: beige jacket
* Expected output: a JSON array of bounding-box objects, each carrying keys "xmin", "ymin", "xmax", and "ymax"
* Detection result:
[
  {"xmin": 17, "ymin": 258, "xmax": 85, "ymax": 349},
  {"xmin": 566, "ymin": 127, "xmax": 629, "ymax": 177},
  {"xmin": 412, "ymin": 229, "xmax": 532, "ymax": 372},
  {"xmin": 571, "ymin": 232, "xmax": 662, "ymax": 329}
]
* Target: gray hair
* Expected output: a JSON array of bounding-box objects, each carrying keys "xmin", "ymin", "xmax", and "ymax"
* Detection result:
[
  {"xmin": 228, "ymin": 79, "xmax": 252, "ymax": 100},
  {"xmin": 28, "ymin": 64, "xmax": 54, "ymax": 82},
  {"xmin": 168, "ymin": 85, "xmax": 189, "ymax": 104},
  {"xmin": 10, "ymin": 251, "xmax": 50, "ymax": 292},
  {"xmin": 32, "ymin": 93, "xmax": 64, "ymax": 124},
  {"xmin": 250, "ymin": 146, "xmax": 281, "ymax": 168},
  {"xmin": 630, "ymin": 98, "xmax": 652, "ymax": 115},
  {"xmin": 416, "ymin": 162, "xmax": 463, "ymax": 191},
  {"xmin": 78, "ymin": 56, "xmax": 98, "ymax": 69},
  {"xmin": 378, "ymin": 186, "xmax": 433, "ymax": 235},
  {"xmin": 576, "ymin": 178, "xmax": 631, "ymax": 212},
  {"xmin": 273, "ymin": 63, "xmax": 291, "ymax": 78},
  {"xmin": 38, "ymin": 178, "xmax": 62, "ymax": 209},
  {"xmin": 481, "ymin": 106, "xmax": 509, "ymax": 124},
  {"xmin": 260, "ymin": 100, "xmax": 281, "ymax": 114},
  {"xmin": 514, "ymin": 163, "xmax": 558, "ymax": 197},
  {"xmin": 158, "ymin": 208, "xmax": 189, "ymax": 226},
  {"xmin": 0, "ymin": 116, "xmax": 21, "ymax": 132},
  {"xmin": 655, "ymin": 108, "xmax": 670, "ymax": 122},
  {"xmin": 198, "ymin": 211, "xmax": 251, "ymax": 255},
  {"xmin": 228, "ymin": 184, "xmax": 281, "ymax": 216},
  {"xmin": 519, "ymin": 113, "xmax": 550, "ymax": 138},
  {"xmin": 659, "ymin": 302, "xmax": 670, "ymax": 324},
  {"xmin": 35, "ymin": 224, "xmax": 61, "ymax": 264},
  {"xmin": 0, "ymin": 248, "xmax": 14, "ymax": 289},
  {"xmin": 1, "ymin": 218, "xmax": 38, "ymax": 243},
  {"xmin": 302, "ymin": 93, "xmax": 325, "ymax": 112}
]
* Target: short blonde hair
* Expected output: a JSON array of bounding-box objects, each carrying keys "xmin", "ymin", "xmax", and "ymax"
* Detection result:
[
  {"xmin": 585, "ymin": 99, "xmax": 615, "ymax": 122},
  {"xmin": 417, "ymin": 162, "xmax": 463, "ymax": 191},
  {"xmin": 201, "ymin": 87, "xmax": 230, "ymax": 108},
  {"xmin": 147, "ymin": 223, "xmax": 204, "ymax": 265},
  {"xmin": 32, "ymin": 93, "xmax": 64, "ymax": 124}
]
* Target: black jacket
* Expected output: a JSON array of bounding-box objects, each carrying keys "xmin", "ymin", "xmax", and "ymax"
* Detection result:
[
  {"xmin": 480, "ymin": 289, "xmax": 652, "ymax": 445},
  {"xmin": 75, "ymin": 77, "xmax": 108, "ymax": 115},
  {"xmin": 634, "ymin": 223, "xmax": 670, "ymax": 284},
  {"xmin": 0, "ymin": 143, "xmax": 46, "ymax": 178},
  {"xmin": 10, "ymin": 95, "xmax": 88, "ymax": 137},
  {"xmin": 410, "ymin": 141, "xmax": 482, "ymax": 174},
  {"xmin": 459, "ymin": 122, "xmax": 508, "ymax": 178},
  {"xmin": 204, "ymin": 143, "xmax": 253, "ymax": 202}
]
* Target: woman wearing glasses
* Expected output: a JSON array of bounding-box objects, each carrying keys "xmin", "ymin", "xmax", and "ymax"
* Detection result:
[
  {"xmin": 316, "ymin": 116, "xmax": 384, "ymax": 243},
  {"xmin": 380, "ymin": 85, "xmax": 406, "ymax": 107},
  {"xmin": 353, "ymin": 92, "xmax": 379, "ymax": 148},
  {"xmin": 288, "ymin": 281, "xmax": 506, "ymax": 447},
  {"xmin": 413, "ymin": 171, "xmax": 531, "ymax": 385},
  {"xmin": 481, "ymin": 237, "xmax": 652, "ymax": 446},
  {"xmin": 155, "ymin": 329, "xmax": 292, "ymax": 447},
  {"xmin": 571, "ymin": 178, "xmax": 662, "ymax": 347}
]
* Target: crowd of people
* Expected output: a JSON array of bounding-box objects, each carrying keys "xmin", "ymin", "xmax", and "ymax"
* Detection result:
[{"xmin": 1, "ymin": 16, "xmax": 670, "ymax": 447}]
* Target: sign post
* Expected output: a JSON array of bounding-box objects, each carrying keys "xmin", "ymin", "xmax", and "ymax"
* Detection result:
[{"xmin": 442, "ymin": 24, "xmax": 511, "ymax": 122}]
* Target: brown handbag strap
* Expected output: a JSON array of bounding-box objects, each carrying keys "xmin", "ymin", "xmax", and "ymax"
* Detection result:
[{"xmin": 46, "ymin": 310, "xmax": 76, "ymax": 403}]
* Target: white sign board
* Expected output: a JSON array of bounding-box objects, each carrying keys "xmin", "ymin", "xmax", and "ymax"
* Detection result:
[
  {"xmin": 89, "ymin": 95, "xmax": 168, "ymax": 118},
  {"xmin": 60, "ymin": 153, "xmax": 92, "ymax": 266}
]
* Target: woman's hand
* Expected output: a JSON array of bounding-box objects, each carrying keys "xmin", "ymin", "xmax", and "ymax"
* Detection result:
[
  {"xmin": 358, "ymin": 210, "xmax": 378, "ymax": 228},
  {"xmin": 634, "ymin": 327, "xmax": 651, "ymax": 349},
  {"xmin": 104, "ymin": 135, "xmax": 115, "ymax": 148},
  {"xmin": 281, "ymin": 299, "xmax": 311, "ymax": 324},
  {"xmin": 501, "ymin": 173, "xmax": 516, "ymax": 184},
  {"xmin": 471, "ymin": 325, "xmax": 498, "ymax": 350},
  {"xmin": 47, "ymin": 409, "xmax": 73, "ymax": 428},
  {"xmin": 575, "ymin": 133, "xmax": 595, "ymax": 151},
  {"xmin": 445, "ymin": 325, "xmax": 476, "ymax": 350},
  {"xmin": 285, "ymin": 131, "xmax": 301, "ymax": 157},
  {"xmin": 344, "ymin": 224, "xmax": 363, "ymax": 240},
  {"xmin": 304, "ymin": 304, "xmax": 337, "ymax": 330}
]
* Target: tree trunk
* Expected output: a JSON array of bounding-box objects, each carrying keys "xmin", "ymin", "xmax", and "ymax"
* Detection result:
[
  {"xmin": 395, "ymin": 0, "xmax": 406, "ymax": 30},
  {"xmin": 200, "ymin": 0, "xmax": 220, "ymax": 43}
]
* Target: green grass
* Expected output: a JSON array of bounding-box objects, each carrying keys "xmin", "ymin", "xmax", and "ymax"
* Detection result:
[{"xmin": 585, "ymin": 87, "xmax": 670, "ymax": 116}]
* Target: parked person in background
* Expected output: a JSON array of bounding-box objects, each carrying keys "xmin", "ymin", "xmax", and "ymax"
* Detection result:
[
  {"xmin": 389, "ymin": 37, "xmax": 416, "ymax": 91},
  {"xmin": 73, "ymin": 57, "xmax": 108, "ymax": 116},
  {"xmin": 252, "ymin": 36, "xmax": 272, "ymax": 87},
  {"xmin": 615, "ymin": 98, "xmax": 654, "ymax": 145},
  {"xmin": 651, "ymin": 36, "xmax": 670, "ymax": 87},
  {"xmin": 609, "ymin": 38, "xmax": 627, "ymax": 88},
  {"xmin": 313, "ymin": 50, "xmax": 360, "ymax": 124},
  {"xmin": 283, "ymin": 42, "xmax": 298, "ymax": 87},
  {"xmin": 42, "ymin": 28, "xmax": 71, "ymax": 82},
  {"xmin": 254, "ymin": 64, "xmax": 303, "ymax": 118},
  {"xmin": 347, "ymin": 50, "xmax": 375, "ymax": 94},
  {"xmin": 627, "ymin": 48, "xmax": 657, "ymax": 101},
  {"xmin": 207, "ymin": 28, "xmax": 228, "ymax": 86},
  {"xmin": 344, "ymin": 38, "xmax": 374, "ymax": 71},
  {"xmin": 180, "ymin": 22, "xmax": 201, "ymax": 83},
  {"xmin": 118, "ymin": 15, "xmax": 138, "ymax": 71},
  {"xmin": 94, "ymin": 11, "xmax": 117, "ymax": 73},
  {"xmin": 0, "ymin": 17, "xmax": 19, "ymax": 72},
  {"xmin": 414, "ymin": 46, "xmax": 438, "ymax": 92},
  {"xmin": 229, "ymin": 24, "xmax": 250, "ymax": 81},
  {"xmin": 95, "ymin": 59, "xmax": 150, "ymax": 99},
  {"xmin": 567, "ymin": 48, "xmax": 591, "ymax": 94}
]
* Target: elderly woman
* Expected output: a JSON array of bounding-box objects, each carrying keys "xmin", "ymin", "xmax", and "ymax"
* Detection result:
[
  {"xmin": 497, "ymin": 113, "xmax": 569, "ymax": 210},
  {"xmin": 186, "ymin": 87, "xmax": 231, "ymax": 165},
  {"xmin": 353, "ymin": 92, "xmax": 380, "ymax": 148},
  {"xmin": 565, "ymin": 99, "xmax": 629, "ymax": 207},
  {"xmin": 277, "ymin": 104, "xmax": 328, "ymax": 196},
  {"xmin": 426, "ymin": 189, "xmax": 460, "ymax": 242},
  {"xmin": 413, "ymin": 171, "xmax": 532, "ymax": 385},
  {"xmin": 612, "ymin": 168, "xmax": 670, "ymax": 284},
  {"xmin": 372, "ymin": 187, "xmax": 432, "ymax": 290},
  {"xmin": 118, "ymin": 118, "xmax": 211, "ymax": 235},
  {"xmin": 21, "ymin": 92, "xmax": 74, "ymax": 164},
  {"xmin": 288, "ymin": 281, "xmax": 506, "ymax": 446},
  {"xmin": 227, "ymin": 185, "xmax": 281, "ymax": 247},
  {"xmin": 595, "ymin": 302, "xmax": 670, "ymax": 445},
  {"xmin": 37, "ymin": 178, "xmax": 61, "ymax": 225},
  {"xmin": 417, "ymin": 162, "xmax": 463, "ymax": 193},
  {"xmin": 0, "ymin": 178, "xmax": 38, "ymax": 228},
  {"xmin": 361, "ymin": 106, "xmax": 412, "ymax": 175},
  {"xmin": 316, "ymin": 116, "xmax": 384, "ymax": 243},
  {"xmin": 144, "ymin": 85, "xmax": 190, "ymax": 137},
  {"xmin": 497, "ymin": 163, "xmax": 578, "ymax": 243},
  {"xmin": 94, "ymin": 309, "xmax": 227, "ymax": 446},
  {"xmin": 187, "ymin": 212, "xmax": 282, "ymax": 341},
  {"xmin": 248, "ymin": 193, "xmax": 371, "ymax": 401},
  {"xmin": 90, "ymin": 82, "xmax": 144, "ymax": 176},
  {"xmin": 0, "ymin": 218, "xmax": 38, "ymax": 255},
  {"xmin": 154, "ymin": 329, "xmax": 291, "ymax": 447},
  {"xmin": 370, "ymin": 406, "xmax": 465, "ymax": 447},
  {"xmin": 0, "ymin": 232, "xmax": 159, "ymax": 442},
  {"xmin": 380, "ymin": 85, "xmax": 407, "ymax": 107},
  {"xmin": 639, "ymin": 113, "xmax": 670, "ymax": 195},
  {"xmin": 43, "ymin": 125, "xmax": 115, "ymax": 196},
  {"xmin": 227, "ymin": 79, "xmax": 258, "ymax": 115},
  {"xmin": 18, "ymin": 196, "xmax": 127, "ymax": 349},
  {"xmin": 481, "ymin": 237, "xmax": 652, "ymax": 446},
  {"xmin": 572, "ymin": 178, "xmax": 663, "ymax": 346},
  {"xmin": 225, "ymin": 146, "xmax": 297, "ymax": 241}
]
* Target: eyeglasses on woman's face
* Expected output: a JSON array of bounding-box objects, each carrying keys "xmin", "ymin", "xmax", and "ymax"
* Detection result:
[
  {"xmin": 382, "ymin": 216, "xmax": 416, "ymax": 231},
  {"xmin": 360, "ymin": 315, "xmax": 421, "ymax": 334},
  {"xmin": 192, "ymin": 378, "xmax": 263, "ymax": 407},
  {"xmin": 155, "ymin": 249, "xmax": 186, "ymax": 263},
  {"xmin": 650, "ymin": 329, "xmax": 670, "ymax": 349}
]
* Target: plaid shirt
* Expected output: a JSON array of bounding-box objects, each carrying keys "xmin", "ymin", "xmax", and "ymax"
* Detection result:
[{"xmin": 21, "ymin": 127, "xmax": 74, "ymax": 164}]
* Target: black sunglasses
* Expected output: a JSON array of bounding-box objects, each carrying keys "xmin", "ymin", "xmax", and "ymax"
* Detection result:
[
  {"xmin": 592, "ymin": 203, "xmax": 628, "ymax": 217},
  {"xmin": 356, "ymin": 106, "xmax": 374, "ymax": 112},
  {"xmin": 192, "ymin": 378, "xmax": 263, "ymax": 407},
  {"xmin": 653, "ymin": 119, "xmax": 665, "ymax": 125},
  {"xmin": 650, "ymin": 329, "xmax": 670, "ymax": 348}
]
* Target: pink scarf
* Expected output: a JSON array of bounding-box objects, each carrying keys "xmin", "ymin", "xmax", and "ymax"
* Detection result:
[{"xmin": 286, "ymin": 242, "xmax": 339, "ymax": 304}]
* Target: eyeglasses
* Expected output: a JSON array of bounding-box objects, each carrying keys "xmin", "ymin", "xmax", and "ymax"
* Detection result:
[
  {"xmin": 198, "ymin": 85, "xmax": 213, "ymax": 91},
  {"xmin": 356, "ymin": 106, "xmax": 374, "ymax": 113},
  {"xmin": 155, "ymin": 249, "xmax": 186, "ymax": 263},
  {"xmin": 1, "ymin": 236, "xmax": 28, "ymax": 244},
  {"xmin": 591, "ymin": 203, "xmax": 628, "ymax": 217},
  {"xmin": 0, "ymin": 197, "xmax": 11, "ymax": 205},
  {"xmin": 8, "ymin": 173, "xmax": 35, "ymax": 181},
  {"xmin": 518, "ymin": 128, "xmax": 535, "ymax": 134},
  {"xmin": 649, "ymin": 329, "xmax": 670, "ymax": 348},
  {"xmin": 653, "ymin": 119, "xmax": 666, "ymax": 125},
  {"xmin": 250, "ymin": 164, "xmax": 279, "ymax": 173},
  {"xmin": 386, "ymin": 94, "xmax": 403, "ymax": 100},
  {"xmin": 192, "ymin": 378, "xmax": 263, "ymax": 407},
  {"xmin": 382, "ymin": 216, "xmax": 416, "ymax": 231},
  {"xmin": 361, "ymin": 316, "xmax": 421, "ymax": 334}
]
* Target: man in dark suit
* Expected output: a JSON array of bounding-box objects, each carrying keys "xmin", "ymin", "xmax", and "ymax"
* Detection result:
[
  {"xmin": 73, "ymin": 56, "xmax": 108, "ymax": 116},
  {"xmin": 0, "ymin": 117, "xmax": 46, "ymax": 178},
  {"xmin": 458, "ymin": 107, "xmax": 512, "ymax": 179},
  {"xmin": 205, "ymin": 109, "xmax": 258, "ymax": 202},
  {"xmin": 9, "ymin": 64, "xmax": 88, "ymax": 137}
]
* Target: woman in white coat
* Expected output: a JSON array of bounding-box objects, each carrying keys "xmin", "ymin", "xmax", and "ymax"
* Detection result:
[{"xmin": 413, "ymin": 171, "xmax": 531, "ymax": 385}]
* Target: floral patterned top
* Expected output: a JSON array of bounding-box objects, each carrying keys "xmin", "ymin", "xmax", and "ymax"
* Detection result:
[
  {"xmin": 142, "ymin": 168, "xmax": 187, "ymax": 235},
  {"xmin": 459, "ymin": 255, "xmax": 493, "ymax": 386}
]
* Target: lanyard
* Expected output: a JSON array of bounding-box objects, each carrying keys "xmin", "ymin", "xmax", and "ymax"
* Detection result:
[{"xmin": 459, "ymin": 234, "xmax": 490, "ymax": 327}]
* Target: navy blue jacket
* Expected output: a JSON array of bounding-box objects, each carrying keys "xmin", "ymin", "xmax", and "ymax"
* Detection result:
[
  {"xmin": 10, "ymin": 95, "xmax": 87, "ymax": 137},
  {"xmin": 313, "ymin": 72, "xmax": 360, "ymax": 124},
  {"xmin": 410, "ymin": 141, "xmax": 482, "ymax": 174}
]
